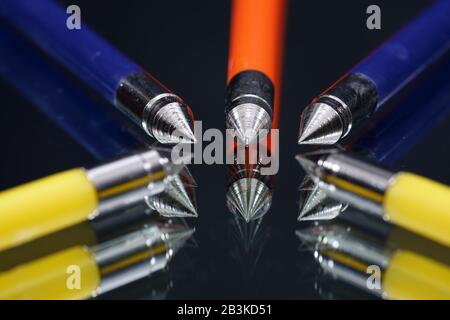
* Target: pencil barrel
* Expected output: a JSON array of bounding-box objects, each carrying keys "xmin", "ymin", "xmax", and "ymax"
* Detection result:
[
  {"xmin": 227, "ymin": 0, "xmax": 287, "ymax": 83},
  {"xmin": 0, "ymin": 0, "xmax": 141, "ymax": 101},
  {"xmin": 383, "ymin": 250, "xmax": 450, "ymax": 299},
  {"xmin": 0, "ymin": 169, "xmax": 98, "ymax": 251},
  {"xmin": 384, "ymin": 173, "xmax": 450, "ymax": 246},
  {"xmin": 0, "ymin": 246, "xmax": 100, "ymax": 300},
  {"xmin": 353, "ymin": 0, "xmax": 450, "ymax": 105}
]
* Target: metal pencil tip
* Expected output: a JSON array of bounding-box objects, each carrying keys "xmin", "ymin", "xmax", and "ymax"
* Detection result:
[
  {"xmin": 150, "ymin": 102, "xmax": 196, "ymax": 144},
  {"xmin": 226, "ymin": 104, "xmax": 272, "ymax": 145},
  {"xmin": 298, "ymin": 103, "xmax": 344, "ymax": 145}
]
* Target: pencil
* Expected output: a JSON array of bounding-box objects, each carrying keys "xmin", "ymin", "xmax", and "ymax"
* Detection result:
[
  {"xmin": 0, "ymin": 224, "xmax": 193, "ymax": 300},
  {"xmin": 0, "ymin": 22, "xmax": 140, "ymax": 162},
  {"xmin": 298, "ymin": 0, "xmax": 450, "ymax": 145},
  {"xmin": 297, "ymin": 224, "xmax": 450, "ymax": 299},
  {"xmin": 0, "ymin": 0, "xmax": 196, "ymax": 144},
  {"xmin": 296, "ymin": 150, "xmax": 450, "ymax": 246},
  {"xmin": 0, "ymin": 24, "xmax": 198, "ymax": 221},
  {"xmin": 226, "ymin": 0, "xmax": 287, "ymax": 144},
  {"xmin": 349, "ymin": 55, "xmax": 450, "ymax": 166},
  {"xmin": 298, "ymin": 56, "xmax": 450, "ymax": 221},
  {"xmin": 0, "ymin": 149, "xmax": 188, "ymax": 251}
]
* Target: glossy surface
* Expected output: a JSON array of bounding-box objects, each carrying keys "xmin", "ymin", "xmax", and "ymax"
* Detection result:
[{"xmin": 0, "ymin": 0, "xmax": 449, "ymax": 299}]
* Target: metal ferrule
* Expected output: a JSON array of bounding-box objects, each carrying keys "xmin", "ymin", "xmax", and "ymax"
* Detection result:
[
  {"xmin": 317, "ymin": 253, "xmax": 385, "ymax": 298},
  {"xmin": 95, "ymin": 185, "xmax": 162, "ymax": 216},
  {"xmin": 91, "ymin": 225, "xmax": 171, "ymax": 296},
  {"xmin": 317, "ymin": 153, "xmax": 396, "ymax": 218},
  {"xmin": 314, "ymin": 73, "xmax": 378, "ymax": 138},
  {"xmin": 226, "ymin": 94, "xmax": 272, "ymax": 118},
  {"xmin": 87, "ymin": 149, "xmax": 168, "ymax": 217},
  {"xmin": 225, "ymin": 70, "xmax": 274, "ymax": 138},
  {"xmin": 116, "ymin": 72, "xmax": 194, "ymax": 139}
]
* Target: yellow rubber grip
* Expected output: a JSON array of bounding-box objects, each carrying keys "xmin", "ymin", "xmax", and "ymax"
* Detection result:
[
  {"xmin": 0, "ymin": 169, "xmax": 98, "ymax": 251},
  {"xmin": 384, "ymin": 250, "xmax": 450, "ymax": 300},
  {"xmin": 384, "ymin": 172, "xmax": 450, "ymax": 246},
  {"xmin": 0, "ymin": 246, "xmax": 101, "ymax": 300}
]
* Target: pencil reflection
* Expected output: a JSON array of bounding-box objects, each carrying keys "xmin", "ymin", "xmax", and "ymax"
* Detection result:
[
  {"xmin": 296, "ymin": 210, "xmax": 450, "ymax": 299},
  {"xmin": 228, "ymin": 215, "xmax": 271, "ymax": 282},
  {"xmin": 297, "ymin": 176, "xmax": 346, "ymax": 222},
  {"xmin": 95, "ymin": 164, "xmax": 197, "ymax": 219},
  {"xmin": 0, "ymin": 175, "xmax": 198, "ymax": 299},
  {"xmin": 226, "ymin": 162, "xmax": 273, "ymax": 222},
  {"xmin": 146, "ymin": 167, "xmax": 198, "ymax": 218},
  {"xmin": 225, "ymin": 152, "xmax": 274, "ymax": 279}
]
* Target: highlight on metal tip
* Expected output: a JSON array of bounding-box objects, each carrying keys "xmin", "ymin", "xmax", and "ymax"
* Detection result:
[{"xmin": 298, "ymin": 103, "xmax": 344, "ymax": 145}]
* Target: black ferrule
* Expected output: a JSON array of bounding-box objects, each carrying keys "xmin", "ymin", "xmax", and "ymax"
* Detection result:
[
  {"xmin": 225, "ymin": 70, "xmax": 274, "ymax": 116},
  {"xmin": 116, "ymin": 72, "xmax": 167, "ymax": 122},
  {"xmin": 318, "ymin": 73, "xmax": 378, "ymax": 124}
]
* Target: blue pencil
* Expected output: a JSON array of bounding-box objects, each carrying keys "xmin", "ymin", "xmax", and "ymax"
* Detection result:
[
  {"xmin": 0, "ymin": 0, "xmax": 196, "ymax": 144},
  {"xmin": 0, "ymin": 23, "xmax": 198, "ymax": 221},
  {"xmin": 350, "ymin": 54, "xmax": 450, "ymax": 166},
  {"xmin": 298, "ymin": 0, "xmax": 450, "ymax": 145},
  {"xmin": 0, "ymin": 23, "xmax": 142, "ymax": 162}
]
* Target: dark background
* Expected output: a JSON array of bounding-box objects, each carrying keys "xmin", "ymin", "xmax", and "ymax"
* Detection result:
[{"xmin": 0, "ymin": 0, "xmax": 449, "ymax": 299}]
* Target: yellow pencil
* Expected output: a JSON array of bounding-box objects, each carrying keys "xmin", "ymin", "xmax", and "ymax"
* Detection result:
[
  {"xmin": 297, "ymin": 224, "xmax": 450, "ymax": 300},
  {"xmin": 296, "ymin": 150, "xmax": 450, "ymax": 246},
  {"xmin": 0, "ymin": 149, "xmax": 186, "ymax": 251},
  {"xmin": 0, "ymin": 223, "xmax": 193, "ymax": 300}
]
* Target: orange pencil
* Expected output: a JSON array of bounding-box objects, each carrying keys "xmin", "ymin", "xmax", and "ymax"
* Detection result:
[{"xmin": 225, "ymin": 0, "xmax": 287, "ymax": 145}]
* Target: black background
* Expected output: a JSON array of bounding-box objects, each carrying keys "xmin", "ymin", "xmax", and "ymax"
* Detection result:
[{"xmin": 0, "ymin": 0, "xmax": 449, "ymax": 299}]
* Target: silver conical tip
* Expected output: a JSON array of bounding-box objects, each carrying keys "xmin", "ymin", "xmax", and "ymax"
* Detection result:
[
  {"xmin": 295, "ymin": 149, "xmax": 342, "ymax": 180},
  {"xmin": 226, "ymin": 178, "xmax": 272, "ymax": 222},
  {"xmin": 151, "ymin": 102, "xmax": 196, "ymax": 144},
  {"xmin": 298, "ymin": 103, "xmax": 344, "ymax": 145},
  {"xmin": 226, "ymin": 103, "xmax": 272, "ymax": 145}
]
